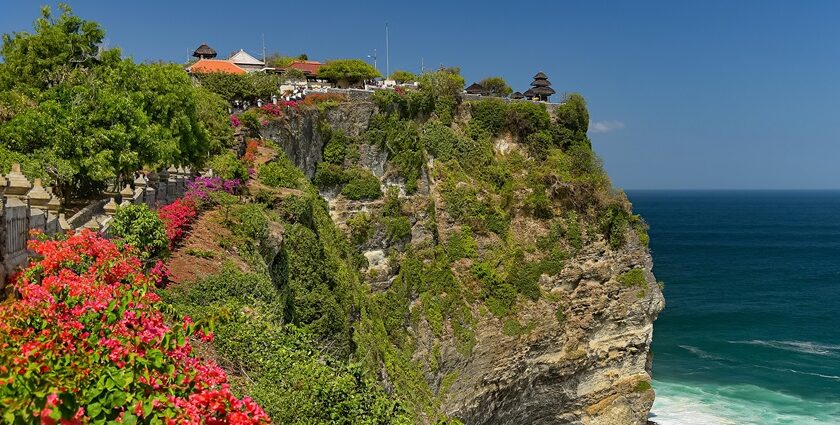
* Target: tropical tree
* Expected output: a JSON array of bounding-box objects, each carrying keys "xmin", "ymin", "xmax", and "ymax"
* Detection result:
[
  {"xmin": 317, "ymin": 59, "xmax": 381, "ymax": 87},
  {"xmin": 479, "ymin": 76, "xmax": 512, "ymax": 97},
  {"xmin": 389, "ymin": 70, "xmax": 416, "ymax": 83},
  {"xmin": 0, "ymin": 5, "xmax": 228, "ymax": 205}
]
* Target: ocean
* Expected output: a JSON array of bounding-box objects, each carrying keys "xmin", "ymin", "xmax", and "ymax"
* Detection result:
[{"xmin": 628, "ymin": 191, "xmax": 840, "ymax": 425}]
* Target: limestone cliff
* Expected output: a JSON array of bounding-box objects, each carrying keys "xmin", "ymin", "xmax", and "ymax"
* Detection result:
[{"xmin": 259, "ymin": 95, "xmax": 664, "ymax": 425}]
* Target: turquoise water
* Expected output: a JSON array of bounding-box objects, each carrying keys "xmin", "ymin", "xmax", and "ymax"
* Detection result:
[{"xmin": 629, "ymin": 191, "xmax": 840, "ymax": 425}]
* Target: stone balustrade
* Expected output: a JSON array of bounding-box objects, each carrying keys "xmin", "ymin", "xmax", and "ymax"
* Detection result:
[{"xmin": 0, "ymin": 164, "xmax": 201, "ymax": 290}]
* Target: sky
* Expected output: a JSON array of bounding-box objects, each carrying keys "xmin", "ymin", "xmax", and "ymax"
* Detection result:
[{"xmin": 3, "ymin": 0, "xmax": 840, "ymax": 190}]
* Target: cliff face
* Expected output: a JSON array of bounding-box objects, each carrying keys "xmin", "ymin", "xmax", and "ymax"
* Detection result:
[
  {"xmin": 441, "ymin": 238, "xmax": 663, "ymax": 425},
  {"xmin": 260, "ymin": 98, "xmax": 664, "ymax": 425}
]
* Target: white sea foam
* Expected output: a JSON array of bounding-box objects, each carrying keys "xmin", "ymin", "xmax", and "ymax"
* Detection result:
[
  {"xmin": 728, "ymin": 340, "xmax": 840, "ymax": 357},
  {"xmin": 651, "ymin": 380, "xmax": 840, "ymax": 425},
  {"xmin": 678, "ymin": 344, "xmax": 725, "ymax": 360}
]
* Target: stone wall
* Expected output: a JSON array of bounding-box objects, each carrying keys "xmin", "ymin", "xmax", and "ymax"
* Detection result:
[{"xmin": 0, "ymin": 164, "xmax": 197, "ymax": 290}]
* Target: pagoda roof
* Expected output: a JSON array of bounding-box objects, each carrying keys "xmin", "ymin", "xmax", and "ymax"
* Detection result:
[
  {"xmin": 465, "ymin": 82, "xmax": 487, "ymax": 94},
  {"xmin": 510, "ymin": 91, "xmax": 525, "ymax": 99},
  {"xmin": 523, "ymin": 88, "xmax": 536, "ymax": 97},
  {"xmin": 228, "ymin": 49, "xmax": 264, "ymax": 66},
  {"xmin": 533, "ymin": 71, "xmax": 548, "ymax": 79},
  {"xmin": 531, "ymin": 86, "xmax": 556, "ymax": 95},
  {"xmin": 193, "ymin": 43, "xmax": 217, "ymax": 58},
  {"xmin": 531, "ymin": 78, "xmax": 552, "ymax": 87}
]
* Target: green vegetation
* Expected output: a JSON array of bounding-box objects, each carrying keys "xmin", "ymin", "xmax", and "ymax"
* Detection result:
[
  {"xmin": 634, "ymin": 379, "xmax": 653, "ymax": 393},
  {"xmin": 162, "ymin": 266, "xmax": 410, "ymax": 424},
  {"xmin": 317, "ymin": 59, "xmax": 381, "ymax": 87},
  {"xmin": 208, "ymin": 151, "xmax": 249, "ymax": 181},
  {"xmin": 109, "ymin": 203, "xmax": 168, "ymax": 259},
  {"xmin": 389, "ymin": 70, "xmax": 417, "ymax": 83},
  {"xmin": 479, "ymin": 76, "xmax": 512, "ymax": 97},
  {"xmin": 0, "ymin": 6, "xmax": 231, "ymax": 204},
  {"xmin": 446, "ymin": 226, "xmax": 478, "ymax": 260},
  {"xmin": 341, "ymin": 168, "xmax": 382, "ymax": 200},
  {"xmin": 617, "ymin": 268, "xmax": 647, "ymax": 288},
  {"xmin": 197, "ymin": 72, "xmax": 282, "ymax": 103},
  {"xmin": 259, "ymin": 153, "xmax": 307, "ymax": 189}
]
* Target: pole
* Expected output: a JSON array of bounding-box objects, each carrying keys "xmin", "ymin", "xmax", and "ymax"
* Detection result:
[
  {"xmin": 385, "ymin": 23, "xmax": 390, "ymax": 79},
  {"xmin": 262, "ymin": 33, "xmax": 266, "ymax": 63}
]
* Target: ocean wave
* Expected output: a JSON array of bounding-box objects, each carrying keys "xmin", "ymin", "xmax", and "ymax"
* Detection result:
[
  {"xmin": 753, "ymin": 364, "xmax": 840, "ymax": 382},
  {"xmin": 651, "ymin": 380, "xmax": 840, "ymax": 424},
  {"xmin": 728, "ymin": 340, "xmax": 840, "ymax": 357},
  {"xmin": 679, "ymin": 344, "xmax": 725, "ymax": 360}
]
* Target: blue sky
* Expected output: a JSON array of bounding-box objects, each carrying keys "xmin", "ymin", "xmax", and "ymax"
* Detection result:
[{"xmin": 3, "ymin": 1, "xmax": 840, "ymax": 189}]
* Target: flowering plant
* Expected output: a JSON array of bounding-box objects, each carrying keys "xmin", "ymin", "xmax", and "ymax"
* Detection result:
[
  {"xmin": 243, "ymin": 140, "xmax": 261, "ymax": 166},
  {"xmin": 0, "ymin": 230, "xmax": 269, "ymax": 424},
  {"xmin": 158, "ymin": 198, "xmax": 198, "ymax": 247},
  {"xmin": 230, "ymin": 115, "xmax": 241, "ymax": 127},
  {"xmin": 259, "ymin": 103, "xmax": 283, "ymax": 117}
]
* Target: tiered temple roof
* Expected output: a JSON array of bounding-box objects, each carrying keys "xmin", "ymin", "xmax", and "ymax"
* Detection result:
[
  {"xmin": 192, "ymin": 43, "xmax": 217, "ymax": 59},
  {"xmin": 529, "ymin": 71, "xmax": 556, "ymax": 101}
]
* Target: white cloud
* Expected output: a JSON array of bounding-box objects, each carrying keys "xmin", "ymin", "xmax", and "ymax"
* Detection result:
[{"xmin": 590, "ymin": 120, "xmax": 626, "ymax": 134}]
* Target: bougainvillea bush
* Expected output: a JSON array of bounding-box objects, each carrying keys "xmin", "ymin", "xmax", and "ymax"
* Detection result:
[
  {"xmin": 158, "ymin": 177, "xmax": 242, "ymax": 248},
  {"xmin": 0, "ymin": 230, "xmax": 270, "ymax": 424}
]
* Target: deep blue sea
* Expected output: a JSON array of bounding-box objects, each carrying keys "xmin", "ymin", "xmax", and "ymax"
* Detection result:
[{"xmin": 628, "ymin": 191, "xmax": 840, "ymax": 425}]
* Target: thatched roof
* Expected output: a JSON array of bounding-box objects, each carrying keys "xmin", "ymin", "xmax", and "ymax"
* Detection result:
[
  {"xmin": 531, "ymin": 86, "xmax": 556, "ymax": 96},
  {"xmin": 465, "ymin": 82, "xmax": 487, "ymax": 95},
  {"xmin": 533, "ymin": 71, "xmax": 548, "ymax": 80},
  {"xmin": 523, "ymin": 88, "xmax": 536, "ymax": 98},
  {"xmin": 193, "ymin": 44, "xmax": 217, "ymax": 59},
  {"xmin": 511, "ymin": 91, "xmax": 525, "ymax": 99}
]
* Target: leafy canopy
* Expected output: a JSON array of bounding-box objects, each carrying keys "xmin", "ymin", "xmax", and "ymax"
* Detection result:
[
  {"xmin": 479, "ymin": 76, "xmax": 512, "ymax": 97},
  {"xmin": 317, "ymin": 59, "xmax": 381, "ymax": 85}
]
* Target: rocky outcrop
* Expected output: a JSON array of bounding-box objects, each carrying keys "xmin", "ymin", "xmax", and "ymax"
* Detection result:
[
  {"xmin": 259, "ymin": 101, "xmax": 375, "ymax": 178},
  {"xmin": 260, "ymin": 99, "xmax": 664, "ymax": 424},
  {"xmin": 439, "ymin": 236, "xmax": 663, "ymax": 425}
]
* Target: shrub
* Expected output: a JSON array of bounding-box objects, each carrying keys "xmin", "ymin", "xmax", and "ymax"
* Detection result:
[
  {"xmin": 472, "ymin": 262, "xmax": 516, "ymax": 316},
  {"xmin": 469, "ymin": 99, "xmax": 508, "ymax": 135},
  {"xmin": 446, "ymin": 226, "xmax": 478, "ymax": 260},
  {"xmin": 0, "ymin": 231, "xmax": 269, "ymax": 423},
  {"xmin": 313, "ymin": 163, "xmax": 350, "ymax": 188},
  {"xmin": 321, "ymin": 126, "xmax": 353, "ymax": 166},
  {"xmin": 617, "ymin": 268, "xmax": 646, "ymax": 288},
  {"xmin": 385, "ymin": 216, "xmax": 412, "ymax": 243},
  {"xmin": 506, "ymin": 101, "xmax": 551, "ymax": 139},
  {"xmin": 259, "ymin": 155, "xmax": 305, "ymax": 189},
  {"xmin": 347, "ymin": 212, "xmax": 374, "ymax": 245},
  {"xmin": 599, "ymin": 203, "xmax": 631, "ymax": 249},
  {"xmin": 318, "ymin": 59, "xmax": 381, "ymax": 86},
  {"xmin": 421, "ymin": 120, "xmax": 457, "ymax": 161},
  {"xmin": 479, "ymin": 77, "xmax": 512, "ymax": 98},
  {"xmin": 389, "ymin": 70, "xmax": 416, "ymax": 83},
  {"xmin": 299, "ymin": 93, "xmax": 347, "ymax": 108},
  {"xmin": 157, "ymin": 197, "xmax": 198, "ymax": 247},
  {"xmin": 208, "ymin": 151, "xmax": 249, "ymax": 181},
  {"xmin": 341, "ymin": 168, "xmax": 381, "ymax": 200},
  {"xmin": 109, "ymin": 203, "xmax": 168, "ymax": 258},
  {"xmin": 230, "ymin": 204, "xmax": 270, "ymax": 244}
]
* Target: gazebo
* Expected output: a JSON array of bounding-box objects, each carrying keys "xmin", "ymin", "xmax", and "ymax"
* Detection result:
[
  {"xmin": 510, "ymin": 91, "xmax": 525, "ymax": 100},
  {"xmin": 529, "ymin": 71, "xmax": 556, "ymax": 102},
  {"xmin": 192, "ymin": 43, "xmax": 217, "ymax": 60},
  {"xmin": 465, "ymin": 82, "xmax": 488, "ymax": 96}
]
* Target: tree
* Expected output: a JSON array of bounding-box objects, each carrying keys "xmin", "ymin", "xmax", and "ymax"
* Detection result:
[
  {"xmin": 0, "ymin": 6, "xmax": 228, "ymax": 205},
  {"xmin": 479, "ymin": 76, "xmax": 512, "ymax": 97},
  {"xmin": 317, "ymin": 59, "xmax": 381, "ymax": 88},
  {"xmin": 555, "ymin": 93, "xmax": 590, "ymax": 136},
  {"xmin": 389, "ymin": 70, "xmax": 416, "ymax": 83},
  {"xmin": 0, "ymin": 4, "xmax": 105, "ymax": 90}
]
